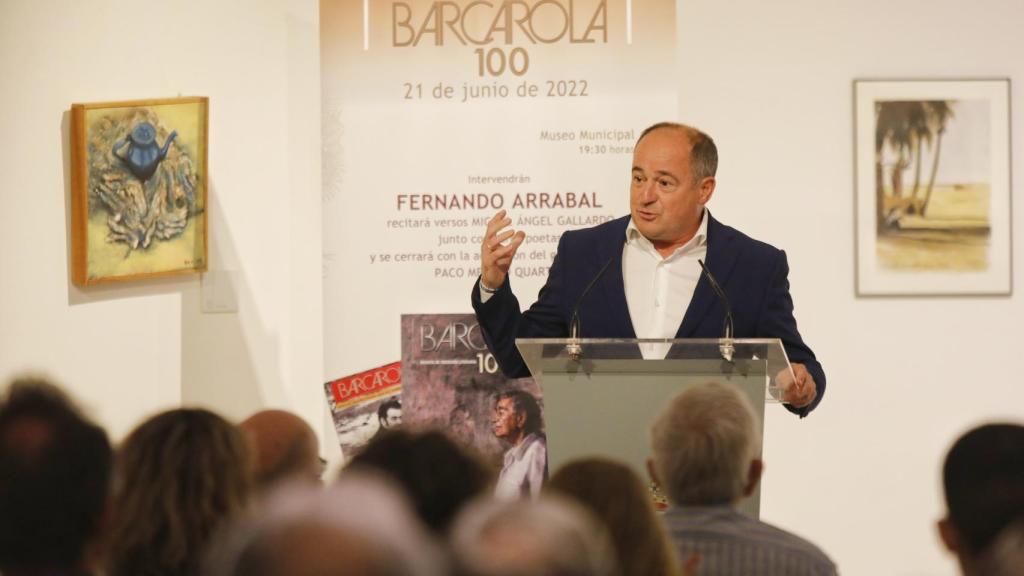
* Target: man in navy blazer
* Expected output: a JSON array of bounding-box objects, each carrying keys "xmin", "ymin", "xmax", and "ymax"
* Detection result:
[{"xmin": 472, "ymin": 123, "xmax": 824, "ymax": 416}]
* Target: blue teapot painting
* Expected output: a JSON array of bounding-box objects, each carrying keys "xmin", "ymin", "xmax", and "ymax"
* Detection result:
[{"xmin": 112, "ymin": 122, "xmax": 178, "ymax": 182}]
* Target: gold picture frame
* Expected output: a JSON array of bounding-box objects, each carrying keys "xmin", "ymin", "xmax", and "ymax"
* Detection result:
[{"xmin": 70, "ymin": 97, "xmax": 208, "ymax": 286}]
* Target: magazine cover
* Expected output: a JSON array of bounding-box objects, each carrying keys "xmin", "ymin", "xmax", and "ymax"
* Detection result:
[
  {"xmin": 324, "ymin": 361, "xmax": 402, "ymax": 458},
  {"xmin": 400, "ymin": 314, "xmax": 543, "ymax": 470}
]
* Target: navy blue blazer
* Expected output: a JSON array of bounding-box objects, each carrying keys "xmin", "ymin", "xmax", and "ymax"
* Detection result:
[{"xmin": 472, "ymin": 214, "xmax": 826, "ymax": 416}]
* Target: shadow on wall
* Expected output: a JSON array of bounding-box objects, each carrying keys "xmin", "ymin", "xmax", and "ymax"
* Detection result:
[
  {"xmin": 179, "ymin": 185, "xmax": 279, "ymax": 419},
  {"xmin": 59, "ymin": 110, "xmax": 275, "ymax": 418}
]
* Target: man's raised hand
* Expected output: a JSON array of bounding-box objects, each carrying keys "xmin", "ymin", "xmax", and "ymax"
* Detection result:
[{"xmin": 480, "ymin": 210, "xmax": 526, "ymax": 290}]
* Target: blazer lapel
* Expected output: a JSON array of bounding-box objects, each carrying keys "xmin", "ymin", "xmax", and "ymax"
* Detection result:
[
  {"xmin": 599, "ymin": 218, "xmax": 636, "ymax": 338},
  {"xmin": 677, "ymin": 213, "xmax": 740, "ymax": 337}
]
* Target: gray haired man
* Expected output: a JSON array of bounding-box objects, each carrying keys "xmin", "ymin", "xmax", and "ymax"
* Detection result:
[
  {"xmin": 649, "ymin": 382, "xmax": 836, "ymax": 576},
  {"xmin": 491, "ymin": 389, "xmax": 547, "ymax": 499}
]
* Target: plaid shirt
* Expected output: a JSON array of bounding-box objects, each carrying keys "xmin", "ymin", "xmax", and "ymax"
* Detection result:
[{"xmin": 662, "ymin": 505, "xmax": 837, "ymax": 576}]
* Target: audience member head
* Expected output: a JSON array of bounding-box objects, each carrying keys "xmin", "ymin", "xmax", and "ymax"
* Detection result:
[
  {"xmin": 106, "ymin": 408, "xmax": 253, "ymax": 576},
  {"xmin": 977, "ymin": 515, "xmax": 1024, "ymax": 576},
  {"xmin": 649, "ymin": 382, "xmax": 762, "ymax": 506},
  {"xmin": 938, "ymin": 423, "xmax": 1024, "ymax": 576},
  {"xmin": 491, "ymin": 390, "xmax": 542, "ymax": 445},
  {"xmin": 0, "ymin": 376, "xmax": 112, "ymax": 575},
  {"xmin": 239, "ymin": 409, "xmax": 321, "ymax": 491},
  {"xmin": 208, "ymin": 470, "xmax": 445, "ymax": 576},
  {"xmin": 377, "ymin": 399, "xmax": 402, "ymax": 430},
  {"xmin": 547, "ymin": 458, "xmax": 680, "ymax": 576},
  {"xmin": 451, "ymin": 495, "xmax": 618, "ymax": 576},
  {"xmin": 346, "ymin": 428, "xmax": 492, "ymax": 534}
]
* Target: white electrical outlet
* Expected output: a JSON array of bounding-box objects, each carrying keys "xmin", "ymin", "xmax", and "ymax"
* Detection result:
[{"xmin": 201, "ymin": 270, "xmax": 239, "ymax": 313}]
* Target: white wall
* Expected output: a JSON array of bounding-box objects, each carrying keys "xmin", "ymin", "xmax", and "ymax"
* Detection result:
[
  {"xmin": 0, "ymin": 0, "xmax": 323, "ymax": 441},
  {"xmin": 676, "ymin": 1, "xmax": 1024, "ymax": 574}
]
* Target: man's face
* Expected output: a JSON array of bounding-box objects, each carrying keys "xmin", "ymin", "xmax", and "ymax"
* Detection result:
[
  {"xmin": 629, "ymin": 127, "xmax": 715, "ymax": 251},
  {"xmin": 491, "ymin": 397, "xmax": 523, "ymax": 440},
  {"xmin": 381, "ymin": 407, "xmax": 401, "ymax": 429}
]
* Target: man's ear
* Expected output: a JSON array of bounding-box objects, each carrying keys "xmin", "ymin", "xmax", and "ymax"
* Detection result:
[
  {"xmin": 938, "ymin": 517, "xmax": 960, "ymax": 553},
  {"xmin": 515, "ymin": 411, "xmax": 527, "ymax": 429},
  {"xmin": 742, "ymin": 459, "xmax": 763, "ymax": 497},
  {"xmin": 698, "ymin": 176, "xmax": 716, "ymax": 205}
]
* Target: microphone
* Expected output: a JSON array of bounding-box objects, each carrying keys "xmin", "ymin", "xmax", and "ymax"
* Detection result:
[
  {"xmin": 567, "ymin": 256, "xmax": 616, "ymax": 361},
  {"xmin": 697, "ymin": 259, "xmax": 735, "ymax": 362}
]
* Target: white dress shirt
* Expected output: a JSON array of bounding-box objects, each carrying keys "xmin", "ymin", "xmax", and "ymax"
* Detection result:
[
  {"xmin": 623, "ymin": 209, "xmax": 708, "ymax": 358},
  {"xmin": 479, "ymin": 210, "xmax": 709, "ymax": 359},
  {"xmin": 494, "ymin": 432, "xmax": 547, "ymax": 500}
]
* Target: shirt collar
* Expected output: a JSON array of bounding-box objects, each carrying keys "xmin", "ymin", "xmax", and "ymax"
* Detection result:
[
  {"xmin": 626, "ymin": 208, "xmax": 709, "ymax": 251},
  {"xmin": 506, "ymin": 432, "xmax": 542, "ymax": 462}
]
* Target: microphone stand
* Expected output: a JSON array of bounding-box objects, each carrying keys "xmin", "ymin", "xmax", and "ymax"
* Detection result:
[
  {"xmin": 697, "ymin": 259, "xmax": 735, "ymax": 362},
  {"xmin": 567, "ymin": 256, "xmax": 615, "ymax": 362}
]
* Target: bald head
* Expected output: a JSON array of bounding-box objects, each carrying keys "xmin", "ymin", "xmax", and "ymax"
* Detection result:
[
  {"xmin": 636, "ymin": 121, "xmax": 718, "ymax": 184},
  {"xmin": 451, "ymin": 495, "xmax": 617, "ymax": 576},
  {"xmin": 235, "ymin": 524, "xmax": 398, "ymax": 576},
  {"xmin": 239, "ymin": 410, "xmax": 320, "ymax": 490},
  {"xmin": 211, "ymin": 473, "xmax": 446, "ymax": 576}
]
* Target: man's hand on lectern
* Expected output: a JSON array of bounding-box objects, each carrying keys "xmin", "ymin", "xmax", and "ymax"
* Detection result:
[
  {"xmin": 480, "ymin": 210, "xmax": 526, "ymax": 291},
  {"xmin": 782, "ymin": 362, "xmax": 817, "ymax": 408}
]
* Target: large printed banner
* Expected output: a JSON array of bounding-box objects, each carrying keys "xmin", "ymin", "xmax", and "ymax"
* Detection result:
[{"xmin": 321, "ymin": 0, "xmax": 678, "ymax": 434}]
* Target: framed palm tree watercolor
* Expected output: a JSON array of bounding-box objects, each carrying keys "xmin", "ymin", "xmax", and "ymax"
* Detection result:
[
  {"xmin": 70, "ymin": 97, "xmax": 208, "ymax": 286},
  {"xmin": 854, "ymin": 79, "xmax": 1011, "ymax": 296}
]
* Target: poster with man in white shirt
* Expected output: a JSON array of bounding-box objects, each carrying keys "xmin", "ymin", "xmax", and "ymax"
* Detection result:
[{"xmin": 491, "ymin": 389, "xmax": 548, "ymax": 499}]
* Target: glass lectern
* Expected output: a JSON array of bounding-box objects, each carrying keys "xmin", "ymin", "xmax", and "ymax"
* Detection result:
[{"xmin": 517, "ymin": 337, "xmax": 796, "ymax": 518}]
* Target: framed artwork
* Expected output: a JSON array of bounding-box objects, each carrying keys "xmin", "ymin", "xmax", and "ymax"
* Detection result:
[
  {"xmin": 70, "ymin": 97, "xmax": 208, "ymax": 285},
  {"xmin": 853, "ymin": 79, "xmax": 1011, "ymax": 296}
]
